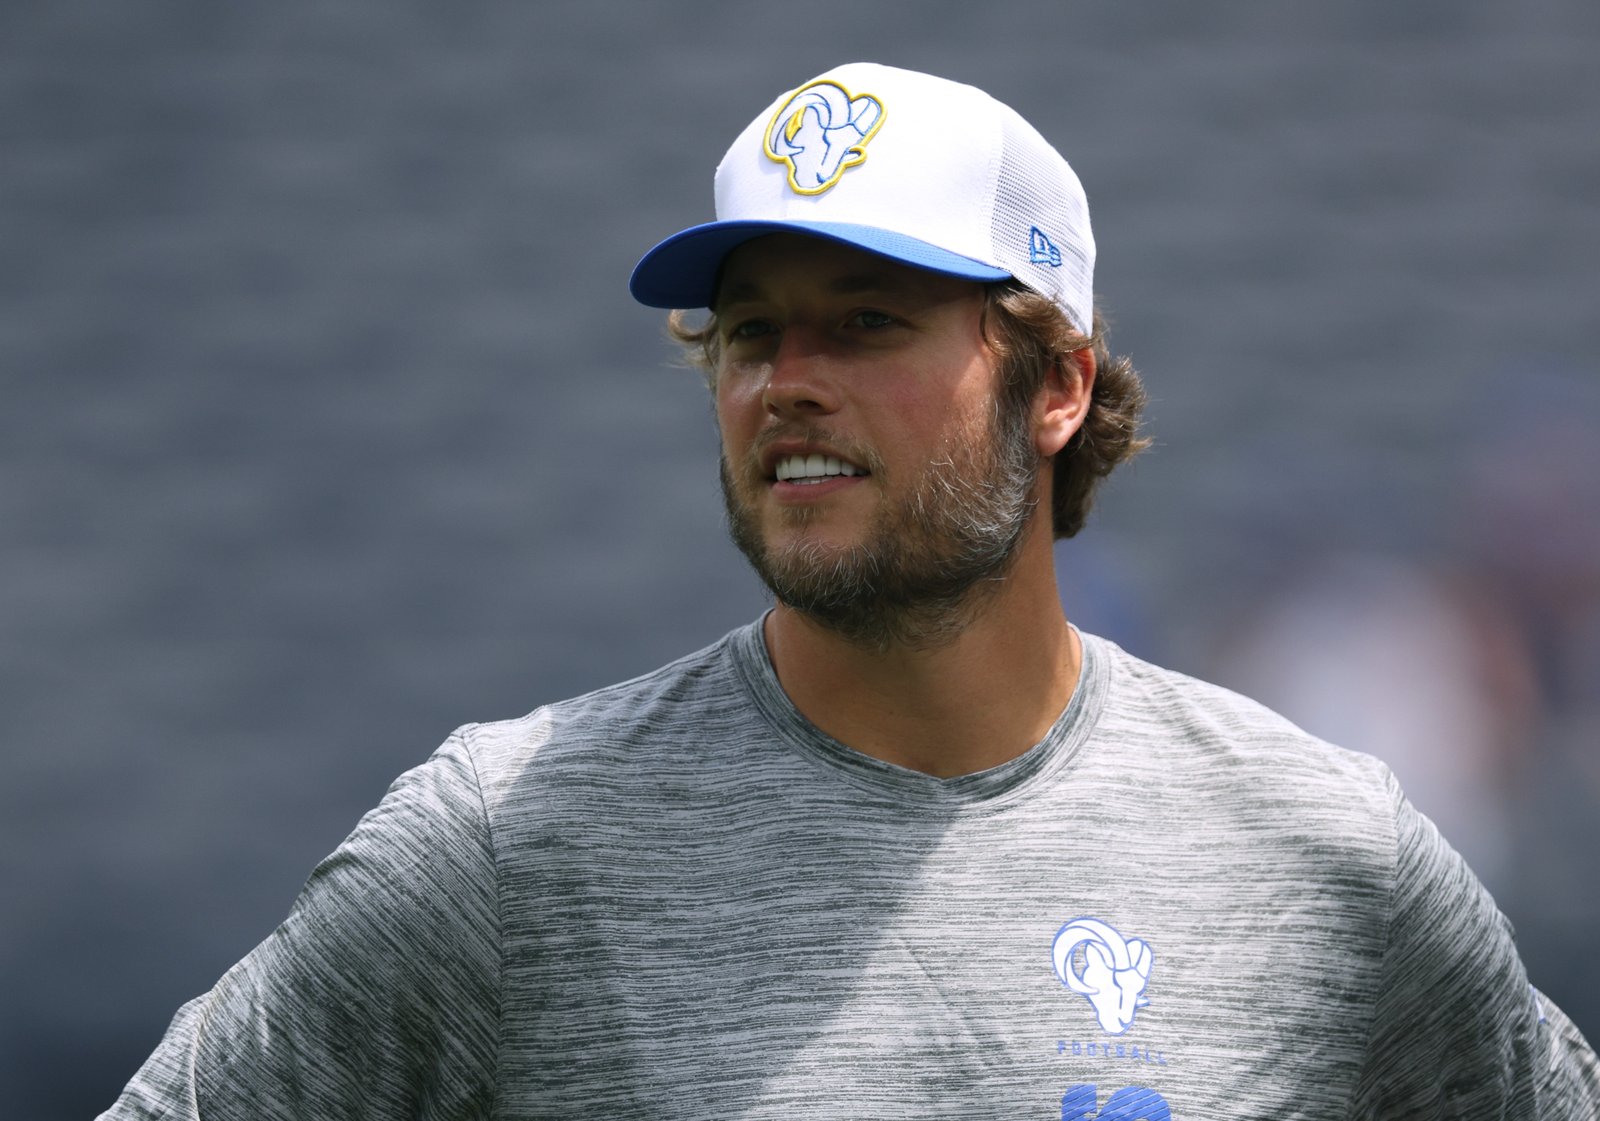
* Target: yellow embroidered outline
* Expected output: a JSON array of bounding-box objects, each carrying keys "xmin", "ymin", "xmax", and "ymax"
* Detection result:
[{"xmin": 762, "ymin": 78, "xmax": 887, "ymax": 196}]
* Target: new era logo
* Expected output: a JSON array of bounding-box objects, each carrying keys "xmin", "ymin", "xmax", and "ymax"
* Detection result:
[{"xmin": 1029, "ymin": 226, "xmax": 1063, "ymax": 267}]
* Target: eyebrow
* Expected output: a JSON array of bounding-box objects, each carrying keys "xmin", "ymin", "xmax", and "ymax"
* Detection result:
[{"xmin": 715, "ymin": 272, "xmax": 915, "ymax": 307}]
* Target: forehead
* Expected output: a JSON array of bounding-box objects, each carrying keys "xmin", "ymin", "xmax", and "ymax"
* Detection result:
[{"xmin": 713, "ymin": 234, "xmax": 983, "ymax": 308}]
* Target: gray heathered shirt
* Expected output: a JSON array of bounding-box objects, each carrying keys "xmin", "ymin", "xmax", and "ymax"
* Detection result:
[{"xmin": 103, "ymin": 621, "xmax": 1599, "ymax": 1119}]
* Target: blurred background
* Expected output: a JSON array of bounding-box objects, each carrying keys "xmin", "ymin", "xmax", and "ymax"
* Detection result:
[{"xmin": 5, "ymin": 2, "xmax": 1597, "ymax": 1116}]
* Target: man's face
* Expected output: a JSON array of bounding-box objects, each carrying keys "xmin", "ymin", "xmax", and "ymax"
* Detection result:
[{"xmin": 712, "ymin": 235, "xmax": 1042, "ymax": 648}]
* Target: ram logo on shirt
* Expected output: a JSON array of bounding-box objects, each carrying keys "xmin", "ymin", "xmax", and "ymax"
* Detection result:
[{"xmin": 1052, "ymin": 917, "xmax": 1154, "ymax": 1035}]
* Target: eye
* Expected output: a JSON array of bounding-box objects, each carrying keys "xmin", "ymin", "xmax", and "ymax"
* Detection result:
[
  {"xmin": 725, "ymin": 318, "xmax": 777, "ymax": 342},
  {"xmin": 848, "ymin": 309, "xmax": 897, "ymax": 330}
]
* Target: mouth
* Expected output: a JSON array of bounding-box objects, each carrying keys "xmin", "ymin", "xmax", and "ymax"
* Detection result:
[{"xmin": 771, "ymin": 453, "xmax": 870, "ymax": 485}]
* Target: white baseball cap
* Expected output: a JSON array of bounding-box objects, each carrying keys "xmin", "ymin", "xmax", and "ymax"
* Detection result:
[{"xmin": 629, "ymin": 62, "xmax": 1095, "ymax": 334}]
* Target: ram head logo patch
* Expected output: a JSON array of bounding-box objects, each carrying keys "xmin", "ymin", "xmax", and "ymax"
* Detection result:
[{"xmin": 764, "ymin": 78, "xmax": 885, "ymax": 195}]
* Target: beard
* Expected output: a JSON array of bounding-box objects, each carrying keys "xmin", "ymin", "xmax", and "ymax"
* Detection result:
[{"xmin": 721, "ymin": 394, "xmax": 1041, "ymax": 652}]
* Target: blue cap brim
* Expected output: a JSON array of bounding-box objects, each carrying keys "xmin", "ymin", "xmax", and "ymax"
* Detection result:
[{"xmin": 628, "ymin": 220, "xmax": 1012, "ymax": 309}]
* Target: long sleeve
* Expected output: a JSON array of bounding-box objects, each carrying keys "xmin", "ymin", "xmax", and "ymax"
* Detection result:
[
  {"xmin": 99, "ymin": 732, "xmax": 503, "ymax": 1120},
  {"xmin": 1351, "ymin": 774, "xmax": 1600, "ymax": 1117}
]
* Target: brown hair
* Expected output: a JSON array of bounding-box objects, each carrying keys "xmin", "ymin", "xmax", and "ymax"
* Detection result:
[{"xmin": 666, "ymin": 281, "xmax": 1149, "ymax": 539}]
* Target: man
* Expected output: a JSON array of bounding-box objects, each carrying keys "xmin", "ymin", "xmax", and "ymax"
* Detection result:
[{"xmin": 104, "ymin": 62, "xmax": 1596, "ymax": 1119}]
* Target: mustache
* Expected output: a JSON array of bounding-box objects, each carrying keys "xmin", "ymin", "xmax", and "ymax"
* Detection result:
[{"xmin": 739, "ymin": 423, "xmax": 888, "ymax": 478}]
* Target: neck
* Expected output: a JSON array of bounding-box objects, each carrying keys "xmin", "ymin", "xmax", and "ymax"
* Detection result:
[{"xmin": 761, "ymin": 517, "xmax": 1080, "ymax": 778}]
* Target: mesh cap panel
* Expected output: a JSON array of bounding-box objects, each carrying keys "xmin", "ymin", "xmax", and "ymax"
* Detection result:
[{"xmin": 989, "ymin": 109, "xmax": 1094, "ymax": 334}]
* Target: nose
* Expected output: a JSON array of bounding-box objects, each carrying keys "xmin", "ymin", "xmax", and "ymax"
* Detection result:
[{"xmin": 762, "ymin": 326, "xmax": 840, "ymax": 419}]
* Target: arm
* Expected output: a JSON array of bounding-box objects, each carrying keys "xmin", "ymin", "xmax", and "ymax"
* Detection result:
[
  {"xmin": 1351, "ymin": 773, "xmax": 1599, "ymax": 1118},
  {"xmin": 99, "ymin": 732, "xmax": 502, "ymax": 1120}
]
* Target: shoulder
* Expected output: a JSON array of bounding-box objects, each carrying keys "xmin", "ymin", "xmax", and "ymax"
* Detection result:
[
  {"xmin": 1070, "ymin": 633, "xmax": 1414, "ymax": 969},
  {"xmin": 1354, "ymin": 763, "xmax": 1600, "ymax": 1112},
  {"xmin": 442, "ymin": 622, "xmax": 766, "ymax": 813},
  {"xmin": 1084, "ymin": 632, "xmax": 1397, "ymax": 816}
]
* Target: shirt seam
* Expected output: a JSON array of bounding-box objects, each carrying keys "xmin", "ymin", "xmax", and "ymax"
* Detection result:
[
  {"xmin": 1344, "ymin": 767, "xmax": 1403, "ymax": 1117},
  {"xmin": 455, "ymin": 723, "xmax": 506, "ymax": 1120}
]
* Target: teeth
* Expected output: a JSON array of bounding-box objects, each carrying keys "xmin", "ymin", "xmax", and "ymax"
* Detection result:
[{"xmin": 774, "ymin": 453, "xmax": 862, "ymax": 481}]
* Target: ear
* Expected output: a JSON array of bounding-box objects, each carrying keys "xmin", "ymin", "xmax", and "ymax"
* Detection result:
[{"xmin": 1033, "ymin": 346, "xmax": 1096, "ymax": 457}]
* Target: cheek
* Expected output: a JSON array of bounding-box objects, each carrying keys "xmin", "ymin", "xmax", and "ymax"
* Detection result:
[
  {"xmin": 875, "ymin": 376, "xmax": 925, "ymax": 418},
  {"xmin": 887, "ymin": 369, "xmax": 987, "ymax": 448},
  {"xmin": 714, "ymin": 374, "xmax": 763, "ymax": 451}
]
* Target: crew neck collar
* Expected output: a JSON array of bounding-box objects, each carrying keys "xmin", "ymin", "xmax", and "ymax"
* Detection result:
[{"xmin": 727, "ymin": 614, "xmax": 1109, "ymax": 812}]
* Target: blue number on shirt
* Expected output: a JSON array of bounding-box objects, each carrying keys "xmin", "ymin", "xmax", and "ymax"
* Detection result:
[{"xmin": 1061, "ymin": 1083, "xmax": 1172, "ymax": 1121}]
